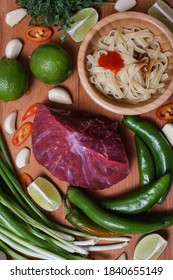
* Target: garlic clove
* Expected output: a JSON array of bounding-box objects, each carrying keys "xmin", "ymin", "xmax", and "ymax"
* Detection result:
[
  {"xmin": 117, "ymin": 252, "xmax": 128, "ymax": 260},
  {"xmin": 5, "ymin": 8, "xmax": 27, "ymax": 27},
  {"xmin": 5, "ymin": 39, "xmax": 23, "ymax": 59},
  {"xmin": 162, "ymin": 123, "xmax": 173, "ymax": 147},
  {"xmin": 0, "ymin": 251, "xmax": 7, "ymax": 260},
  {"xmin": 114, "ymin": 0, "xmax": 137, "ymax": 12},
  {"xmin": 48, "ymin": 87, "xmax": 72, "ymax": 104},
  {"xmin": 16, "ymin": 148, "xmax": 30, "ymax": 168},
  {"xmin": 4, "ymin": 110, "xmax": 17, "ymax": 134}
]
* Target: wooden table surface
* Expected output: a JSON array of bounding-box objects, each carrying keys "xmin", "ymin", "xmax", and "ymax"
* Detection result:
[{"xmin": 1, "ymin": 0, "xmax": 173, "ymax": 260}]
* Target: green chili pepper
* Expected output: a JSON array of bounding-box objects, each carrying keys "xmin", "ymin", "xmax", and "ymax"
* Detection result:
[
  {"xmin": 100, "ymin": 174, "xmax": 170, "ymax": 214},
  {"xmin": 123, "ymin": 115, "xmax": 173, "ymax": 204},
  {"xmin": 66, "ymin": 186, "xmax": 165, "ymax": 235},
  {"xmin": 135, "ymin": 135, "xmax": 155, "ymax": 187},
  {"xmin": 64, "ymin": 198, "xmax": 121, "ymax": 237}
]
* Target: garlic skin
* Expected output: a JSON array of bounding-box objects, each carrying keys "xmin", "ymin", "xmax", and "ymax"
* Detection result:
[
  {"xmin": 5, "ymin": 39, "xmax": 23, "ymax": 59},
  {"xmin": 48, "ymin": 87, "xmax": 72, "ymax": 104},
  {"xmin": 4, "ymin": 110, "xmax": 17, "ymax": 134},
  {"xmin": 5, "ymin": 8, "xmax": 27, "ymax": 27},
  {"xmin": 16, "ymin": 148, "xmax": 30, "ymax": 168},
  {"xmin": 115, "ymin": 0, "xmax": 137, "ymax": 12}
]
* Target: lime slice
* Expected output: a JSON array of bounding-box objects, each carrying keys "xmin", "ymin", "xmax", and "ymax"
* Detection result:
[
  {"xmin": 133, "ymin": 233, "xmax": 167, "ymax": 260},
  {"xmin": 27, "ymin": 177, "xmax": 62, "ymax": 211},
  {"xmin": 148, "ymin": 0, "xmax": 173, "ymax": 32},
  {"xmin": 66, "ymin": 8, "xmax": 99, "ymax": 42}
]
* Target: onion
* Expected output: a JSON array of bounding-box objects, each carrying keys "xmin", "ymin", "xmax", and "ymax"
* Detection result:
[
  {"xmin": 4, "ymin": 110, "xmax": 17, "ymax": 134},
  {"xmin": 5, "ymin": 8, "xmax": 27, "ymax": 27},
  {"xmin": 16, "ymin": 148, "xmax": 30, "ymax": 168},
  {"xmin": 114, "ymin": 0, "xmax": 137, "ymax": 12},
  {"xmin": 48, "ymin": 87, "xmax": 72, "ymax": 104},
  {"xmin": 5, "ymin": 39, "xmax": 23, "ymax": 59}
]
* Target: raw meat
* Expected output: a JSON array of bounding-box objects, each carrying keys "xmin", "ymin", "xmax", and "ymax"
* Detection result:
[{"xmin": 32, "ymin": 104, "xmax": 130, "ymax": 190}]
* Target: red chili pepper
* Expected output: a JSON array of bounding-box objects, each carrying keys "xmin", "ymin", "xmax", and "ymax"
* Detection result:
[
  {"xmin": 12, "ymin": 122, "xmax": 32, "ymax": 146},
  {"xmin": 25, "ymin": 26, "xmax": 53, "ymax": 42},
  {"xmin": 22, "ymin": 103, "xmax": 39, "ymax": 121},
  {"xmin": 156, "ymin": 103, "xmax": 173, "ymax": 121},
  {"xmin": 20, "ymin": 173, "xmax": 33, "ymax": 189}
]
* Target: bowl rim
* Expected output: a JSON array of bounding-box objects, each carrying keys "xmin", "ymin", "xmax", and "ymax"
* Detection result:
[{"xmin": 77, "ymin": 12, "xmax": 173, "ymax": 115}]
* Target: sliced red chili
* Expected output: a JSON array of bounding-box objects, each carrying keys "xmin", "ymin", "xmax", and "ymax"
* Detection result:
[
  {"xmin": 156, "ymin": 103, "xmax": 173, "ymax": 121},
  {"xmin": 20, "ymin": 173, "xmax": 33, "ymax": 189},
  {"xmin": 12, "ymin": 122, "xmax": 32, "ymax": 146},
  {"xmin": 25, "ymin": 26, "xmax": 53, "ymax": 42},
  {"xmin": 22, "ymin": 103, "xmax": 39, "ymax": 121}
]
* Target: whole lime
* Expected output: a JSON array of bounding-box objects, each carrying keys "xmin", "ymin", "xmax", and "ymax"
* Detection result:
[
  {"xmin": 0, "ymin": 58, "xmax": 28, "ymax": 102},
  {"xmin": 29, "ymin": 44, "xmax": 72, "ymax": 84}
]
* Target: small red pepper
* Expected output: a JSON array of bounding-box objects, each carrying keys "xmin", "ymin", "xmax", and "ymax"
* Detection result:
[
  {"xmin": 22, "ymin": 103, "xmax": 39, "ymax": 121},
  {"xmin": 12, "ymin": 122, "xmax": 32, "ymax": 146},
  {"xmin": 25, "ymin": 26, "xmax": 53, "ymax": 42},
  {"xmin": 20, "ymin": 173, "xmax": 33, "ymax": 189},
  {"xmin": 156, "ymin": 103, "xmax": 173, "ymax": 121}
]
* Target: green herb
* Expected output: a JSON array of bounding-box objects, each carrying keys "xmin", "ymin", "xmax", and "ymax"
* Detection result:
[{"xmin": 16, "ymin": 0, "xmax": 113, "ymax": 40}]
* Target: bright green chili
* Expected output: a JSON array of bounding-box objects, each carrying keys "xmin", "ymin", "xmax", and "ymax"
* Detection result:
[
  {"xmin": 135, "ymin": 134, "xmax": 155, "ymax": 187},
  {"xmin": 100, "ymin": 174, "xmax": 170, "ymax": 214},
  {"xmin": 123, "ymin": 115, "xmax": 173, "ymax": 204},
  {"xmin": 67, "ymin": 186, "xmax": 166, "ymax": 235}
]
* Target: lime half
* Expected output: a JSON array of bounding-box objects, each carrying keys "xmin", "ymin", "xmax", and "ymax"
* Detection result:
[
  {"xmin": 27, "ymin": 177, "xmax": 62, "ymax": 211},
  {"xmin": 133, "ymin": 233, "xmax": 167, "ymax": 260},
  {"xmin": 66, "ymin": 8, "xmax": 99, "ymax": 42}
]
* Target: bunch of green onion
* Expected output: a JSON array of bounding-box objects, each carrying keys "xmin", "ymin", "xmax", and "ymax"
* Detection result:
[{"xmin": 0, "ymin": 132, "xmax": 129, "ymax": 260}]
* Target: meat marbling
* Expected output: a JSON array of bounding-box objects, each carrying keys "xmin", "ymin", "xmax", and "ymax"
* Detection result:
[{"xmin": 32, "ymin": 104, "xmax": 130, "ymax": 190}]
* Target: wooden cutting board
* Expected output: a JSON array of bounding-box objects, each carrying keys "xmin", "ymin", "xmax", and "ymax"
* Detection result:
[{"xmin": 1, "ymin": 0, "xmax": 173, "ymax": 260}]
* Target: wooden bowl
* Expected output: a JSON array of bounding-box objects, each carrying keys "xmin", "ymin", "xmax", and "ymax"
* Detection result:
[{"xmin": 78, "ymin": 12, "xmax": 173, "ymax": 115}]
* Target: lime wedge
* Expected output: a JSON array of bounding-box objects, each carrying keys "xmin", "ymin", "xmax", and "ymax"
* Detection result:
[
  {"xmin": 133, "ymin": 233, "xmax": 167, "ymax": 260},
  {"xmin": 148, "ymin": 0, "xmax": 173, "ymax": 32},
  {"xmin": 66, "ymin": 8, "xmax": 99, "ymax": 42},
  {"xmin": 27, "ymin": 177, "xmax": 62, "ymax": 212}
]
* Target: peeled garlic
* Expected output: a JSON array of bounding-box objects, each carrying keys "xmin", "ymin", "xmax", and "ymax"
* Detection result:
[
  {"xmin": 4, "ymin": 110, "xmax": 17, "ymax": 134},
  {"xmin": 5, "ymin": 8, "xmax": 27, "ymax": 27},
  {"xmin": 162, "ymin": 123, "xmax": 173, "ymax": 147},
  {"xmin": 48, "ymin": 87, "xmax": 72, "ymax": 104},
  {"xmin": 5, "ymin": 39, "xmax": 23, "ymax": 59},
  {"xmin": 16, "ymin": 148, "xmax": 30, "ymax": 168},
  {"xmin": 115, "ymin": 0, "xmax": 137, "ymax": 12}
]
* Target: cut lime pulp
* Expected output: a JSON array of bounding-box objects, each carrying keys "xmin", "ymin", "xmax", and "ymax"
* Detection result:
[
  {"xmin": 27, "ymin": 177, "xmax": 62, "ymax": 212},
  {"xmin": 133, "ymin": 233, "xmax": 167, "ymax": 260},
  {"xmin": 66, "ymin": 8, "xmax": 99, "ymax": 42}
]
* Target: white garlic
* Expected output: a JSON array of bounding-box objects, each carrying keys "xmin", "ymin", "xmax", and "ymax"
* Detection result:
[
  {"xmin": 48, "ymin": 87, "xmax": 72, "ymax": 104},
  {"xmin": 5, "ymin": 39, "xmax": 23, "ymax": 59},
  {"xmin": 4, "ymin": 110, "xmax": 17, "ymax": 134},
  {"xmin": 5, "ymin": 8, "xmax": 27, "ymax": 27},
  {"xmin": 115, "ymin": 0, "xmax": 137, "ymax": 12},
  {"xmin": 162, "ymin": 123, "xmax": 173, "ymax": 147},
  {"xmin": 16, "ymin": 148, "xmax": 30, "ymax": 168}
]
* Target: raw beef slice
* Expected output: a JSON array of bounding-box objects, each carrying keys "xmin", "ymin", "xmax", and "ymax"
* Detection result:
[{"xmin": 32, "ymin": 104, "xmax": 130, "ymax": 190}]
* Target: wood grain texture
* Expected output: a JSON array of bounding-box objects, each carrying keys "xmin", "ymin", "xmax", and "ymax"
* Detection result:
[{"xmin": 1, "ymin": 0, "xmax": 173, "ymax": 260}]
